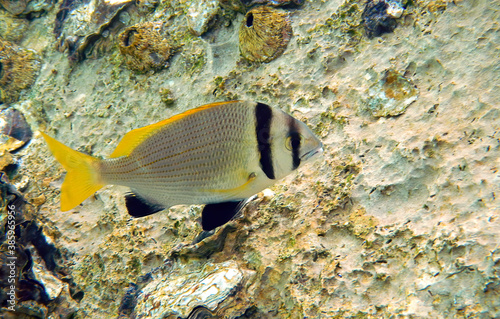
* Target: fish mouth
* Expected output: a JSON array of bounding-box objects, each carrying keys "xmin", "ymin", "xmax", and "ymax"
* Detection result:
[{"xmin": 301, "ymin": 146, "xmax": 324, "ymax": 161}]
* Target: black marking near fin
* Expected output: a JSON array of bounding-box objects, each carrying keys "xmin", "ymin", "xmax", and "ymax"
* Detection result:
[
  {"xmin": 201, "ymin": 200, "xmax": 247, "ymax": 231},
  {"xmin": 255, "ymin": 102, "xmax": 275, "ymax": 180},
  {"xmin": 125, "ymin": 193, "xmax": 165, "ymax": 217}
]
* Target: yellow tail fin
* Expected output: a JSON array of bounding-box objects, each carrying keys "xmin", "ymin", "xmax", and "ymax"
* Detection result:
[{"xmin": 40, "ymin": 132, "xmax": 104, "ymax": 211}]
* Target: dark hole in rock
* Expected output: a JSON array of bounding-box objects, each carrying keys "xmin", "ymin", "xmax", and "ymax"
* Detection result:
[
  {"xmin": 0, "ymin": 61, "xmax": 3, "ymax": 78},
  {"xmin": 72, "ymin": 290, "xmax": 84, "ymax": 302},
  {"xmin": 3, "ymin": 163, "xmax": 19, "ymax": 180},
  {"xmin": 235, "ymin": 306, "xmax": 265, "ymax": 318},
  {"xmin": 246, "ymin": 13, "xmax": 254, "ymax": 27},
  {"xmin": 123, "ymin": 29, "xmax": 138, "ymax": 47},
  {"xmin": 187, "ymin": 306, "xmax": 215, "ymax": 318}
]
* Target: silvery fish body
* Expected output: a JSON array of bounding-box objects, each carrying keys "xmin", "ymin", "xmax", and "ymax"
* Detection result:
[{"xmin": 41, "ymin": 101, "xmax": 323, "ymax": 230}]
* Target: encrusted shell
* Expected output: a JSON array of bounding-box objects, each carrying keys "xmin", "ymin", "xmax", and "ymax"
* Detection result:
[
  {"xmin": 0, "ymin": 0, "xmax": 54, "ymax": 16},
  {"xmin": 134, "ymin": 261, "xmax": 248, "ymax": 318},
  {"xmin": 362, "ymin": 0, "xmax": 404, "ymax": 38},
  {"xmin": 366, "ymin": 69, "xmax": 418, "ymax": 117},
  {"xmin": 239, "ymin": 6, "xmax": 292, "ymax": 63},
  {"xmin": 0, "ymin": 0, "xmax": 27, "ymax": 15},
  {"xmin": 118, "ymin": 21, "xmax": 173, "ymax": 72},
  {"xmin": 54, "ymin": 0, "xmax": 133, "ymax": 61},
  {"xmin": 0, "ymin": 39, "xmax": 40, "ymax": 104}
]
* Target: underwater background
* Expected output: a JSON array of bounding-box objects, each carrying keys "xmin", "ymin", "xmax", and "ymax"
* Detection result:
[{"xmin": 1, "ymin": 0, "xmax": 499, "ymax": 318}]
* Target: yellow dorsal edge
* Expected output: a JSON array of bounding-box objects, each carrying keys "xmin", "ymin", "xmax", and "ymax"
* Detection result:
[{"xmin": 109, "ymin": 101, "xmax": 239, "ymax": 158}]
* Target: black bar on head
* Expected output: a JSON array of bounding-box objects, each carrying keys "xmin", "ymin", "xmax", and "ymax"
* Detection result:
[
  {"xmin": 288, "ymin": 118, "xmax": 301, "ymax": 170},
  {"xmin": 255, "ymin": 102, "xmax": 275, "ymax": 179}
]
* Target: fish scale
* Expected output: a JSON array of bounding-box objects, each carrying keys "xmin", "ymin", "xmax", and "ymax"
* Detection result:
[{"xmin": 99, "ymin": 102, "xmax": 256, "ymax": 205}]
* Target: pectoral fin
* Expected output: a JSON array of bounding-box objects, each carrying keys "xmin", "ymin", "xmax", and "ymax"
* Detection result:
[
  {"xmin": 125, "ymin": 192, "xmax": 166, "ymax": 217},
  {"xmin": 201, "ymin": 199, "xmax": 248, "ymax": 231},
  {"xmin": 202, "ymin": 172, "xmax": 256, "ymax": 194}
]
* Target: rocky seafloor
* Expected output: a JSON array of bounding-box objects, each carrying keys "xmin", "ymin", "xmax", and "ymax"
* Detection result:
[{"xmin": 1, "ymin": 0, "xmax": 499, "ymax": 318}]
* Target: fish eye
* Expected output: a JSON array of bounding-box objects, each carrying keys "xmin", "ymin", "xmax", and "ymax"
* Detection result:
[{"xmin": 286, "ymin": 133, "xmax": 302, "ymax": 151}]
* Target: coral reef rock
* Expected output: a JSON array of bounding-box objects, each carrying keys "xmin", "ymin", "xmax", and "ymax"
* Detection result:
[
  {"xmin": 251, "ymin": 0, "xmax": 304, "ymax": 6},
  {"xmin": 4, "ymin": 0, "xmax": 500, "ymax": 317},
  {"xmin": 0, "ymin": 39, "xmax": 40, "ymax": 105},
  {"xmin": 187, "ymin": 0, "xmax": 220, "ymax": 36},
  {"xmin": 239, "ymin": 6, "xmax": 292, "ymax": 62},
  {"xmin": 366, "ymin": 69, "xmax": 418, "ymax": 117},
  {"xmin": 119, "ymin": 21, "xmax": 173, "ymax": 72},
  {"xmin": 0, "ymin": 181, "xmax": 81, "ymax": 317}
]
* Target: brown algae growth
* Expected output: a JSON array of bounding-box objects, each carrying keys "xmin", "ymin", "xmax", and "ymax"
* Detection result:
[{"xmin": 0, "ymin": 39, "xmax": 40, "ymax": 104}]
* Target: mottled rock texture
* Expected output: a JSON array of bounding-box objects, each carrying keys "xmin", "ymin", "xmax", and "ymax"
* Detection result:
[{"xmin": 2, "ymin": 0, "xmax": 499, "ymax": 317}]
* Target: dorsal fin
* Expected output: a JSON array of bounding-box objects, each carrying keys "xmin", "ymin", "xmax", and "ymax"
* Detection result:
[{"xmin": 109, "ymin": 101, "xmax": 239, "ymax": 158}]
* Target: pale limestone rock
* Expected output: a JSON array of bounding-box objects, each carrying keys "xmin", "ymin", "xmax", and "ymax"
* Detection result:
[
  {"xmin": 7, "ymin": 0, "xmax": 500, "ymax": 317},
  {"xmin": 186, "ymin": 0, "xmax": 220, "ymax": 36}
]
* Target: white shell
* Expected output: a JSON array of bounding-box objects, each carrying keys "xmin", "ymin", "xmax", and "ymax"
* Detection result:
[
  {"xmin": 134, "ymin": 260, "xmax": 245, "ymax": 318},
  {"xmin": 32, "ymin": 260, "xmax": 67, "ymax": 300},
  {"xmin": 386, "ymin": 0, "xmax": 404, "ymax": 19}
]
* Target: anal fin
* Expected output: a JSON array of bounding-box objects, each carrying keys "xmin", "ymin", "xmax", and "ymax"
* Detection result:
[
  {"xmin": 125, "ymin": 193, "xmax": 165, "ymax": 217},
  {"xmin": 201, "ymin": 199, "xmax": 248, "ymax": 231}
]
